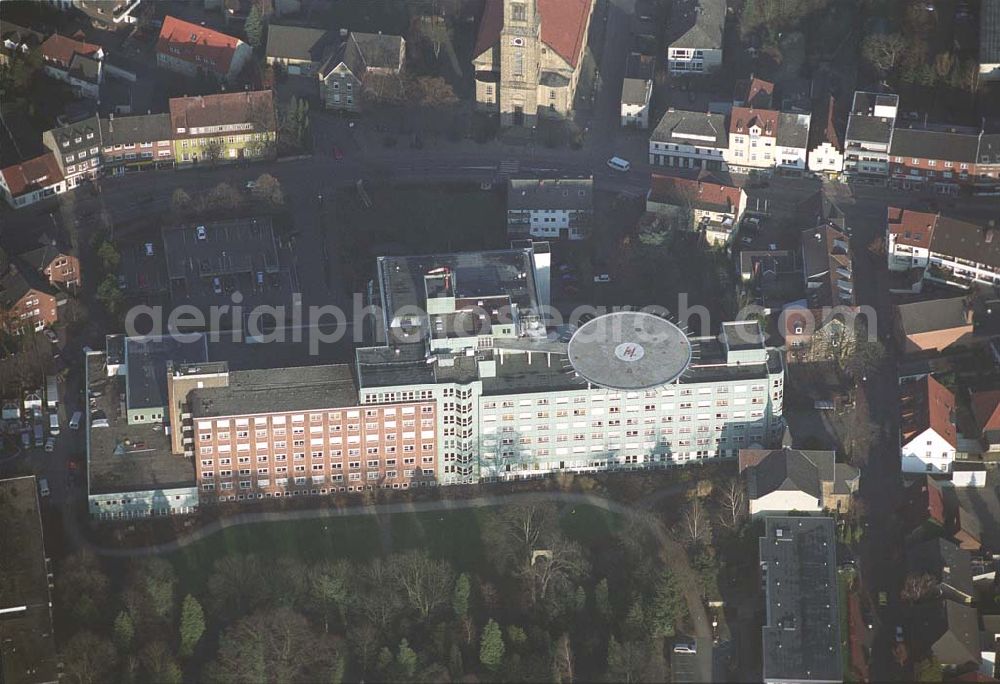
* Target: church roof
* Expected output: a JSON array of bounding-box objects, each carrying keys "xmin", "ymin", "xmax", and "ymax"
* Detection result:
[{"xmin": 473, "ymin": 0, "xmax": 592, "ymax": 67}]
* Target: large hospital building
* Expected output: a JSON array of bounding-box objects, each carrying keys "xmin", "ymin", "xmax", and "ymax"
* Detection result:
[{"xmin": 85, "ymin": 243, "xmax": 785, "ymax": 518}]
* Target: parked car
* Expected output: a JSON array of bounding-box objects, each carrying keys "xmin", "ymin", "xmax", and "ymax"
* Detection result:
[
  {"xmin": 243, "ymin": 181, "xmax": 257, "ymax": 193},
  {"xmin": 69, "ymin": 411, "xmax": 82, "ymax": 430},
  {"xmin": 212, "ymin": 277, "xmax": 223, "ymax": 295},
  {"xmin": 38, "ymin": 478, "xmax": 50, "ymax": 497},
  {"xmin": 895, "ymin": 626, "xmax": 904, "ymax": 642},
  {"xmin": 196, "ymin": 225, "xmax": 207, "ymax": 240},
  {"xmin": 878, "ymin": 592, "xmax": 888, "ymax": 606},
  {"xmin": 673, "ymin": 642, "xmax": 697, "ymax": 654},
  {"xmin": 607, "ymin": 156, "xmax": 631, "ymax": 172},
  {"xmin": 42, "ymin": 328, "xmax": 58, "ymax": 344},
  {"xmin": 144, "ymin": 242, "xmax": 154, "ymax": 256},
  {"xmin": 593, "ymin": 274, "xmax": 611, "ymax": 283},
  {"xmin": 45, "ymin": 436, "xmax": 55, "ymax": 452}
]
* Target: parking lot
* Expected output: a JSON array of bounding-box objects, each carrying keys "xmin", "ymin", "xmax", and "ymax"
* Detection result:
[{"xmin": 161, "ymin": 217, "xmax": 296, "ymax": 312}]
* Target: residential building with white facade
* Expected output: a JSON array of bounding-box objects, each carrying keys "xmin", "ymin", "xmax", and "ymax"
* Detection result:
[
  {"xmin": 843, "ymin": 91, "xmax": 899, "ymax": 179},
  {"xmin": 507, "ymin": 178, "xmax": 593, "ymax": 240},
  {"xmin": 649, "ymin": 108, "xmax": 728, "ymax": 171},
  {"xmin": 666, "ymin": 0, "xmax": 725, "ymax": 74},
  {"xmin": 807, "ymin": 95, "xmax": 845, "ymax": 176},
  {"xmin": 740, "ymin": 448, "xmax": 858, "ymax": 517},
  {"xmin": 621, "ymin": 78, "xmax": 653, "ymax": 129},
  {"xmin": 41, "ymin": 115, "xmax": 102, "ymax": 188},
  {"xmin": 886, "ymin": 207, "xmax": 1000, "ymax": 288},
  {"xmin": 900, "ymin": 374, "xmax": 957, "ymax": 475},
  {"xmin": 646, "ymin": 172, "xmax": 746, "ymax": 246}
]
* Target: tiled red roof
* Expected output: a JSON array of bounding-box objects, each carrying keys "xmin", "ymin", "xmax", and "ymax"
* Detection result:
[
  {"xmin": 971, "ymin": 389, "xmax": 1000, "ymax": 434},
  {"xmin": 887, "ymin": 206, "xmax": 936, "ymax": 250},
  {"xmin": 809, "ymin": 95, "xmax": 841, "ymax": 149},
  {"xmin": 538, "ymin": 0, "xmax": 591, "ymax": 66},
  {"xmin": 648, "ymin": 173, "xmax": 741, "ymax": 213},
  {"xmin": 39, "ymin": 33, "xmax": 100, "ymax": 68},
  {"xmin": 0, "ymin": 152, "xmax": 64, "ymax": 197},
  {"xmin": 157, "ymin": 15, "xmax": 242, "ymax": 76},
  {"xmin": 900, "ymin": 375, "xmax": 957, "ymax": 448},
  {"xmin": 473, "ymin": 0, "xmax": 591, "ymax": 67},
  {"xmin": 735, "ymin": 77, "xmax": 774, "ymax": 108},
  {"xmin": 169, "ymin": 90, "xmax": 275, "ymax": 136},
  {"xmin": 730, "ymin": 106, "xmax": 779, "ymax": 136}
]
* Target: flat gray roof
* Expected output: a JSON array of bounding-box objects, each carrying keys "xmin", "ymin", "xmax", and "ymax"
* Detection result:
[
  {"xmin": 508, "ymin": 178, "xmax": 593, "ymax": 211},
  {"xmin": 189, "ymin": 364, "xmax": 359, "ymax": 418},
  {"xmin": 0, "ymin": 476, "xmax": 58, "ymax": 684},
  {"xmin": 87, "ymin": 353, "xmax": 195, "ymax": 495},
  {"xmin": 125, "ymin": 335, "xmax": 208, "ymax": 411},
  {"xmin": 760, "ymin": 516, "xmax": 842, "ymax": 684},
  {"xmin": 568, "ymin": 312, "xmax": 692, "ymax": 390}
]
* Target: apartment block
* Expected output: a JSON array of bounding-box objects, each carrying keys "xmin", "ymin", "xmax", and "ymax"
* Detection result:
[
  {"xmin": 843, "ymin": 91, "xmax": 899, "ymax": 179},
  {"xmin": 666, "ymin": 0, "xmax": 725, "ymax": 74},
  {"xmin": 507, "ymin": 177, "xmax": 593, "ymax": 241},
  {"xmin": 169, "ymin": 90, "xmax": 276, "ymax": 165},
  {"xmin": 886, "ymin": 207, "xmax": 1000, "ymax": 288},
  {"xmin": 184, "ymin": 364, "xmax": 438, "ymax": 501}
]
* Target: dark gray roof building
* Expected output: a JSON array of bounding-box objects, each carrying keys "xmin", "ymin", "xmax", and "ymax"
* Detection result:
[
  {"xmin": 759, "ymin": 516, "xmax": 842, "ymax": 684},
  {"xmin": 911, "ymin": 599, "xmax": 981, "ymax": 667},
  {"xmin": 345, "ymin": 31, "xmax": 405, "ymax": 73},
  {"xmin": 189, "ymin": 364, "xmax": 359, "ymax": 417},
  {"xmin": 99, "ymin": 113, "xmax": 172, "ymax": 145},
  {"xmin": 777, "ymin": 112, "xmax": 811, "ymax": 149},
  {"xmin": 667, "ymin": 0, "xmax": 726, "ymax": 50},
  {"xmin": 508, "ymin": 178, "xmax": 593, "ymax": 211},
  {"xmin": 124, "ymin": 335, "xmax": 208, "ymax": 412},
  {"xmin": 981, "ymin": 0, "xmax": 1000, "ymax": 72},
  {"xmin": 651, "ymin": 109, "xmax": 728, "ymax": 149},
  {"xmin": 621, "ymin": 77, "xmax": 651, "ymax": 106},
  {"xmin": 906, "ymin": 537, "xmax": 974, "ymax": 602},
  {"xmin": 896, "ymin": 297, "xmax": 970, "ymax": 337},
  {"xmin": 265, "ymin": 24, "xmax": 334, "ymax": 63},
  {"xmin": 890, "ymin": 127, "xmax": 981, "ymax": 163},
  {"xmin": 846, "ymin": 92, "xmax": 898, "ymax": 145}
]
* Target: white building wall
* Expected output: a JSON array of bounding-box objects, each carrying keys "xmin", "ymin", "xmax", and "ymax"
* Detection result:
[
  {"xmin": 750, "ymin": 489, "xmax": 821, "ymax": 517},
  {"xmin": 951, "ymin": 468, "xmax": 987, "ymax": 487},
  {"xmin": 901, "ymin": 427, "xmax": 956, "ymax": 474},
  {"xmin": 648, "ymin": 139, "xmax": 728, "ymax": 170},
  {"xmin": 778, "ymin": 145, "xmax": 808, "ymax": 170},
  {"xmin": 88, "ymin": 485, "xmax": 199, "ymax": 519},
  {"xmin": 667, "ymin": 47, "xmax": 722, "ymax": 73},
  {"xmin": 621, "ymin": 101, "xmax": 650, "ymax": 129},
  {"xmin": 809, "ymin": 142, "xmax": 845, "ymax": 174}
]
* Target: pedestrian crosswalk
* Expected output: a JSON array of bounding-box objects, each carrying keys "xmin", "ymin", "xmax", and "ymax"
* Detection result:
[{"xmin": 497, "ymin": 160, "xmax": 520, "ymax": 175}]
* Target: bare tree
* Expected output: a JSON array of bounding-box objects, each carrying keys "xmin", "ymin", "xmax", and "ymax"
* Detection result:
[
  {"xmin": 900, "ymin": 572, "xmax": 938, "ymax": 604},
  {"xmin": 388, "ymin": 550, "xmax": 454, "ymax": 619},
  {"xmin": 413, "ymin": 15, "xmax": 451, "ymax": 59},
  {"xmin": 862, "ymin": 33, "xmax": 906, "ymax": 75},
  {"xmin": 522, "ymin": 534, "xmax": 587, "ymax": 602},
  {"xmin": 716, "ymin": 478, "xmax": 747, "ymax": 529},
  {"xmin": 171, "ymin": 188, "xmax": 193, "ymax": 215},
  {"xmin": 553, "ymin": 633, "xmax": 575, "ymax": 683},
  {"xmin": 679, "ymin": 497, "xmax": 711, "ymax": 547},
  {"xmin": 254, "ymin": 173, "xmax": 284, "ymax": 205}
]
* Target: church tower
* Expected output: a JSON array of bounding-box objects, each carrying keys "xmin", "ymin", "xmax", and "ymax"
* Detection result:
[{"xmin": 498, "ymin": 0, "xmax": 541, "ymax": 127}]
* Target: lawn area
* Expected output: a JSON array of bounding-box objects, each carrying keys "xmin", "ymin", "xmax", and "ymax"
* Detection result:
[
  {"xmin": 165, "ymin": 503, "xmax": 622, "ymax": 594},
  {"xmin": 331, "ymin": 182, "xmax": 507, "ymax": 290}
]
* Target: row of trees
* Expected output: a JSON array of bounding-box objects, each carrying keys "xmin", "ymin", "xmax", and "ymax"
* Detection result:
[{"xmin": 57, "ymin": 503, "xmax": 690, "ymax": 681}]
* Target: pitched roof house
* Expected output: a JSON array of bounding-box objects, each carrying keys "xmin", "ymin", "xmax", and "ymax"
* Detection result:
[
  {"xmin": 807, "ymin": 95, "xmax": 845, "ymax": 175},
  {"xmin": 911, "ymin": 599, "xmax": 981, "ymax": 668},
  {"xmin": 647, "ymin": 171, "xmax": 746, "ymax": 245},
  {"xmin": 901, "ymin": 375, "xmax": 958, "ymax": 474},
  {"xmin": 971, "ymin": 389, "xmax": 1000, "ymax": 452},
  {"xmin": 739, "ymin": 447, "xmax": 859, "ymax": 516},
  {"xmin": 39, "ymin": 32, "xmax": 104, "ymax": 99},
  {"xmin": 895, "ymin": 297, "xmax": 974, "ymax": 355},
  {"xmin": 265, "ymin": 24, "xmax": 334, "ymax": 75},
  {"xmin": 41, "ymin": 115, "xmax": 103, "ymax": 187},
  {"xmin": 907, "ymin": 537, "xmax": 975, "ymax": 604},
  {"xmin": 156, "ymin": 15, "xmax": 251, "ymax": 81},
  {"xmin": 666, "ymin": 0, "xmax": 725, "ymax": 74},
  {"xmin": 0, "ymin": 152, "xmax": 67, "ymax": 209},
  {"xmin": 20, "ymin": 238, "xmax": 81, "ymax": 289},
  {"xmin": 318, "ymin": 31, "xmax": 405, "ymax": 112}
]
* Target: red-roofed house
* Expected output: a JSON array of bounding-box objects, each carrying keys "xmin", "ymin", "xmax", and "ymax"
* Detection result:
[
  {"xmin": 0, "ymin": 152, "xmax": 67, "ymax": 209},
  {"xmin": 646, "ymin": 172, "xmax": 746, "ymax": 245},
  {"xmin": 971, "ymin": 389, "xmax": 1000, "ymax": 452},
  {"xmin": 472, "ymin": 0, "xmax": 595, "ymax": 127},
  {"xmin": 156, "ymin": 16, "xmax": 251, "ymax": 82},
  {"xmin": 725, "ymin": 106, "xmax": 779, "ymax": 172},
  {"xmin": 39, "ymin": 32, "xmax": 104, "ymax": 99},
  {"xmin": 900, "ymin": 375, "xmax": 958, "ymax": 474}
]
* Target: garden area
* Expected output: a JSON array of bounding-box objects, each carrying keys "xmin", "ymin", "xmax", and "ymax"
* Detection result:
[{"xmin": 55, "ymin": 501, "xmax": 694, "ymax": 682}]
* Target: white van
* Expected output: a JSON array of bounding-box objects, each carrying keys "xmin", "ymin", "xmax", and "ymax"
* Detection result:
[
  {"xmin": 49, "ymin": 413, "xmax": 60, "ymax": 435},
  {"xmin": 39, "ymin": 478, "xmax": 50, "ymax": 497},
  {"xmin": 69, "ymin": 411, "xmax": 82, "ymax": 430},
  {"xmin": 607, "ymin": 156, "xmax": 631, "ymax": 172}
]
